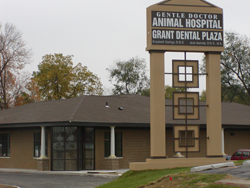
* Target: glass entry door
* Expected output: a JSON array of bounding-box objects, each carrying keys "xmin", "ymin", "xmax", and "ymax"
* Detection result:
[
  {"xmin": 52, "ymin": 127, "xmax": 78, "ymax": 171},
  {"xmin": 79, "ymin": 127, "xmax": 95, "ymax": 170},
  {"xmin": 52, "ymin": 127, "xmax": 95, "ymax": 171}
]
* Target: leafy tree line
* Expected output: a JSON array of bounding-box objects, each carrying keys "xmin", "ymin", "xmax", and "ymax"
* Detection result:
[
  {"xmin": 16, "ymin": 53, "xmax": 103, "ymax": 106},
  {"xmin": 106, "ymin": 57, "xmax": 185, "ymax": 98},
  {"xmin": 220, "ymin": 32, "xmax": 250, "ymax": 105},
  {"xmin": 106, "ymin": 57, "xmax": 149, "ymax": 95},
  {"xmin": 201, "ymin": 32, "xmax": 250, "ymax": 105}
]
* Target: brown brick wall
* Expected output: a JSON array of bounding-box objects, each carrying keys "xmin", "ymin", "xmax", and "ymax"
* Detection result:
[
  {"xmin": 0, "ymin": 127, "xmax": 51, "ymax": 170},
  {"xmin": 224, "ymin": 129, "xmax": 250, "ymax": 155},
  {"xmin": 95, "ymin": 128, "xmax": 150, "ymax": 170},
  {"xmin": 95, "ymin": 128, "xmax": 210, "ymax": 169},
  {"xmin": 1, "ymin": 126, "xmax": 249, "ymax": 170}
]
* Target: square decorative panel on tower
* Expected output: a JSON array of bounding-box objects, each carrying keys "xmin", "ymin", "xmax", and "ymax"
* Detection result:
[
  {"xmin": 173, "ymin": 92, "xmax": 199, "ymax": 120},
  {"xmin": 174, "ymin": 125, "xmax": 200, "ymax": 152},
  {"xmin": 172, "ymin": 60, "xmax": 199, "ymax": 88}
]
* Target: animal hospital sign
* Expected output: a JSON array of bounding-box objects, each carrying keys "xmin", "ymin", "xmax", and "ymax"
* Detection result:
[
  {"xmin": 130, "ymin": 0, "xmax": 226, "ymax": 171},
  {"xmin": 151, "ymin": 11, "xmax": 223, "ymax": 46}
]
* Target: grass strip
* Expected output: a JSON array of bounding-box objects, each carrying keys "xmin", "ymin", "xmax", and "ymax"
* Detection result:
[
  {"xmin": 96, "ymin": 167, "xmax": 190, "ymax": 188},
  {"xmin": 139, "ymin": 173, "xmax": 238, "ymax": 188},
  {"xmin": 97, "ymin": 170, "xmax": 239, "ymax": 188},
  {"xmin": 97, "ymin": 161, "xmax": 247, "ymax": 188},
  {"xmin": 233, "ymin": 159, "xmax": 248, "ymax": 165}
]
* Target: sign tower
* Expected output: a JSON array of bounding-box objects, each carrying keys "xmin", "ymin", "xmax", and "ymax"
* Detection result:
[{"xmin": 130, "ymin": 0, "xmax": 226, "ymax": 170}]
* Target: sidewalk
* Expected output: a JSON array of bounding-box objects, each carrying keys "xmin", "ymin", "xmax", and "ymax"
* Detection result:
[{"xmin": 0, "ymin": 168, "xmax": 129, "ymax": 178}]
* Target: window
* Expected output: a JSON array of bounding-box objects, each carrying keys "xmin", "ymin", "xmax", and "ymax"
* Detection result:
[
  {"xmin": 233, "ymin": 151, "xmax": 242, "ymax": 157},
  {"xmin": 242, "ymin": 152, "xmax": 249, "ymax": 158},
  {"xmin": 0, "ymin": 134, "xmax": 10, "ymax": 157},
  {"xmin": 104, "ymin": 132, "xmax": 122, "ymax": 157},
  {"xmin": 52, "ymin": 127, "xmax": 78, "ymax": 171},
  {"xmin": 179, "ymin": 130, "xmax": 194, "ymax": 147},
  {"xmin": 115, "ymin": 133, "xmax": 122, "ymax": 157},
  {"xmin": 104, "ymin": 133, "xmax": 110, "ymax": 157},
  {"xmin": 34, "ymin": 132, "xmax": 48, "ymax": 157}
]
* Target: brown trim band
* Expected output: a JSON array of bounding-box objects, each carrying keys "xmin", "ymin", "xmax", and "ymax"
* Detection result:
[
  {"xmin": 149, "ymin": 50, "xmax": 166, "ymax": 53},
  {"xmin": 205, "ymin": 52, "xmax": 222, "ymax": 55},
  {"xmin": 150, "ymin": 156, "xmax": 168, "ymax": 159},
  {"xmin": 206, "ymin": 155, "xmax": 224, "ymax": 158}
]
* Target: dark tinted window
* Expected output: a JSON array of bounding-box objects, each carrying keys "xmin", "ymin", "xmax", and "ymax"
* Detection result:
[
  {"xmin": 104, "ymin": 132, "xmax": 122, "ymax": 157},
  {"xmin": 34, "ymin": 132, "xmax": 48, "ymax": 157},
  {"xmin": 242, "ymin": 151, "xmax": 249, "ymax": 157},
  {"xmin": 0, "ymin": 134, "xmax": 10, "ymax": 157},
  {"xmin": 233, "ymin": 151, "xmax": 242, "ymax": 157}
]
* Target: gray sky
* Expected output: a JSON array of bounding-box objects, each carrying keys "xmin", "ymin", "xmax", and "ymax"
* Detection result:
[{"xmin": 1, "ymin": 0, "xmax": 250, "ymax": 94}]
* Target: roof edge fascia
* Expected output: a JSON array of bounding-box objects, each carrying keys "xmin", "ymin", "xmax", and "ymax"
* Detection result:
[{"xmin": 0, "ymin": 121, "xmax": 249, "ymax": 129}]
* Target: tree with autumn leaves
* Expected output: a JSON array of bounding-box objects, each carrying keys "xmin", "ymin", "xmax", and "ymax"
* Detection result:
[
  {"xmin": 0, "ymin": 23, "xmax": 32, "ymax": 109},
  {"xmin": 1, "ymin": 23, "xmax": 103, "ymax": 108},
  {"xmin": 28, "ymin": 53, "xmax": 103, "ymax": 101}
]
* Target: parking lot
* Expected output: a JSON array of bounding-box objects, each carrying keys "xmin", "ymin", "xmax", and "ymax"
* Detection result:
[
  {"xmin": 202, "ymin": 164, "xmax": 250, "ymax": 179},
  {"xmin": 0, "ymin": 172, "xmax": 116, "ymax": 188}
]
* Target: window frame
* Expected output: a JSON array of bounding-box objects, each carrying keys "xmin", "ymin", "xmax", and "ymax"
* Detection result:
[
  {"xmin": 242, "ymin": 151, "xmax": 249, "ymax": 158},
  {"xmin": 33, "ymin": 132, "xmax": 48, "ymax": 158},
  {"xmin": 233, "ymin": 151, "xmax": 242, "ymax": 157},
  {"xmin": 104, "ymin": 132, "xmax": 122, "ymax": 157},
  {"xmin": 0, "ymin": 133, "xmax": 10, "ymax": 157}
]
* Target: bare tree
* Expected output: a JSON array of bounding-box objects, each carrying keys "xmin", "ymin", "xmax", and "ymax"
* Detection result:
[
  {"xmin": 1, "ymin": 71, "xmax": 31, "ymax": 108},
  {"xmin": 0, "ymin": 23, "xmax": 32, "ymax": 109}
]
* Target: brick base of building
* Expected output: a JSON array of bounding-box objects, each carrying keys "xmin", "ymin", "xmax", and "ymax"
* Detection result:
[
  {"xmin": 37, "ymin": 158, "xmax": 50, "ymax": 171},
  {"xmin": 105, "ymin": 158, "xmax": 119, "ymax": 170}
]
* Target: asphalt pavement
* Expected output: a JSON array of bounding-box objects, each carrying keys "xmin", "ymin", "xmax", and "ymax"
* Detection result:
[
  {"xmin": 200, "ymin": 164, "xmax": 250, "ymax": 187},
  {"xmin": 2, "ymin": 164, "xmax": 250, "ymax": 188},
  {"xmin": 201, "ymin": 164, "xmax": 250, "ymax": 179},
  {"xmin": 0, "ymin": 172, "xmax": 117, "ymax": 188}
]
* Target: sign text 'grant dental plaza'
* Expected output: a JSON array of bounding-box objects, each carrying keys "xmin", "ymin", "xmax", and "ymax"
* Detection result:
[{"xmin": 151, "ymin": 11, "xmax": 223, "ymax": 46}]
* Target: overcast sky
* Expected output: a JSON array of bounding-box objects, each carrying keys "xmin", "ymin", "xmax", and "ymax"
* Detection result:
[{"xmin": 1, "ymin": 0, "xmax": 250, "ymax": 94}]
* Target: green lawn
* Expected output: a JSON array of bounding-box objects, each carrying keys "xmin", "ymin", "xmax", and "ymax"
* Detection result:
[
  {"xmin": 233, "ymin": 159, "xmax": 249, "ymax": 165},
  {"xmin": 96, "ymin": 160, "xmax": 247, "ymax": 188},
  {"xmin": 96, "ymin": 167, "xmax": 239, "ymax": 188},
  {"xmin": 96, "ymin": 167, "xmax": 190, "ymax": 188}
]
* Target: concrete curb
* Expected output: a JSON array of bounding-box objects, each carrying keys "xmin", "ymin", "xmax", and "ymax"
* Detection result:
[
  {"xmin": 0, "ymin": 168, "xmax": 125, "ymax": 178},
  {"xmin": 190, "ymin": 162, "xmax": 235, "ymax": 172},
  {"xmin": 211, "ymin": 162, "xmax": 235, "ymax": 169},
  {"xmin": 215, "ymin": 180, "xmax": 250, "ymax": 188},
  {"xmin": 243, "ymin": 160, "xmax": 250, "ymax": 166}
]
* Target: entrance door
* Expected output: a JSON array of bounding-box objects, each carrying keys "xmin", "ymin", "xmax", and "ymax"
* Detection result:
[
  {"xmin": 52, "ymin": 127, "xmax": 78, "ymax": 171},
  {"xmin": 52, "ymin": 127, "xmax": 95, "ymax": 171},
  {"xmin": 79, "ymin": 127, "xmax": 95, "ymax": 170}
]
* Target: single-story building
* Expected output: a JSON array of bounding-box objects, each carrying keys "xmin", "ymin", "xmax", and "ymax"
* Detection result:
[{"xmin": 0, "ymin": 94, "xmax": 249, "ymax": 171}]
